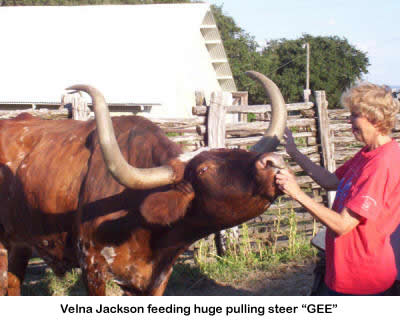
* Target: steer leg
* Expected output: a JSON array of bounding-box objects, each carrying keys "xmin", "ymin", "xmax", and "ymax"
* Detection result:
[
  {"xmin": 82, "ymin": 269, "xmax": 107, "ymax": 296},
  {"xmin": 147, "ymin": 247, "xmax": 188, "ymax": 296},
  {"xmin": 80, "ymin": 254, "xmax": 107, "ymax": 296},
  {"xmin": 7, "ymin": 245, "xmax": 32, "ymax": 296},
  {"xmin": 0, "ymin": 242, "xmax": 7, "ymax": 296},
  {"xmin": 148, "ymin": 267, "xmax": 173, "ymax": 296}
]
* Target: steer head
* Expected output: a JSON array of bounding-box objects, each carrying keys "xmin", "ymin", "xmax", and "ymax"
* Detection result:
[
  {"xmin": 68, "ymin": 71, "xmax": 288, "ymax": 237},
  {"xmin": 140, "ymin": 149, "xmax": 286, "ymax": 237}
]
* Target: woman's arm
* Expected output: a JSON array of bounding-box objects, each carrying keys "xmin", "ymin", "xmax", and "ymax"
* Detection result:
[
  {"xmin": 284, "ymin": 128, "xmax": 339, "ymax": 190},
  {"xmin": 276, "ymin": 169, "xmax": 361, "ymax": 236}
]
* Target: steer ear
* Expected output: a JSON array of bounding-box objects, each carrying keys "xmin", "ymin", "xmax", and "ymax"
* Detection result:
[{"xmin": 140, "ymin": 181, "xmax": 194, "ymax": 225}]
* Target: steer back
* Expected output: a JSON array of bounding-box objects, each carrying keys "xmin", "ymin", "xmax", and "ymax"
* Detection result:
[
  {"xmin": 0, "ymin": 112, "xmax": 184, "ymax": 278},
  {"xmin": 0, "ymin": 113, "xmax": 96, "ymax": 276}
]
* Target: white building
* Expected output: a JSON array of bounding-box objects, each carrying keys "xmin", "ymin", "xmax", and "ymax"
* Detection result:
[{"xmin": 0, "ymin": 3, "xmax": 236, "ymax": 118}]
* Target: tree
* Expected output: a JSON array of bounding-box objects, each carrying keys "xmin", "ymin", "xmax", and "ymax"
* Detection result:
[
  {"xmin": 262, "ymin": 34, "xmax": 370, "ymax": 108},
  {"xmin": 212, "ymin": 6, "xmax": 370, "ymax": 107}
]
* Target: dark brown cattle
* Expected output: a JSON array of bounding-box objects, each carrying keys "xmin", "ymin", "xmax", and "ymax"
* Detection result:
[{"xmin": 0, "ymin": 72, "xmax": 287, "ymax": 295}]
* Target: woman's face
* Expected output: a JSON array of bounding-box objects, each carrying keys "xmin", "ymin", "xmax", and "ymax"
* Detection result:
[{"xmin": 349, "ymin": 113, "xmax": 380, "ymax": 145}]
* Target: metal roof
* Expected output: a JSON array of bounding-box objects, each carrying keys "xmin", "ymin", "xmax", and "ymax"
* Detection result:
[{"xmin": 0, "ymin": 3, "xmax": 236, "ymax": 118}]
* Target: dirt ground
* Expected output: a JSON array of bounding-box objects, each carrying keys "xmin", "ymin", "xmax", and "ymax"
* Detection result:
[
  {"xmin": 22, "ymin": 258, "xmax": 316, "ymax": 296},
  {"xmin": 165, "ymin": 260, "xmax": 315, "ymax": 296}
]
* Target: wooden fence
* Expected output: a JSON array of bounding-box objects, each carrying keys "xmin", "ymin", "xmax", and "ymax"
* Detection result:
[
  {"xmin": 2, "ymin": 91, "xmax": 400, "ymax": 250},
  {"xmin": 160, "ymin": 91, "xmax": 400, "ymax": 248}
]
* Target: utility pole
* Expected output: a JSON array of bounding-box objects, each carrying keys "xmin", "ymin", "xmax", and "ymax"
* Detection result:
[{"xmin": 303, "ymin": 42, "xmax": 311, "ymax": 102}]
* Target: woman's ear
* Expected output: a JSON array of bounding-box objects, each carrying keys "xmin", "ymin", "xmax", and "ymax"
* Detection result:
[{"xmin": 140, "ymin": 181, "xmax": 195, "ymax": 225}]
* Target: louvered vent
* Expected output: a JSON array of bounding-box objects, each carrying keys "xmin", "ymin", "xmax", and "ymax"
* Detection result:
[{"xmin": 200, "ymin": 10, "xmax": 236, "ymax": 92}]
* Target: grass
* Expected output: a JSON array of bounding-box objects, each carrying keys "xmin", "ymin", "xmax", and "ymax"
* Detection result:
[
  {"xmin": 194, "ymin": 235, "xmax": 316, "ymax": 284},
  {"xmin": 24, "ymin": 268, "xmax": 86, "ymax": 296},
  {"xmin": 192, "ymin": 205, "xmax": 317, "ymax": 284},
  {"xmin": 46, "ymin": 268, "xmax": 85, "ymax": 296}
]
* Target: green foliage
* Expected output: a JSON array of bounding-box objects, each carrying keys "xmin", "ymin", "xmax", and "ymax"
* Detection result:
[
  {"xmin": 212, "ymin": 5, "xmax": 369, "ymax": 108},
  {"xmin": 22, "ymin": 267, "xmax": 86, "ymax": 295},
  {"xmin": 195, "ymin": 222, "xmax": 316, "ymax": 282},
  {"xmin": 195, "ymin": 203, "xmax": 317, "ymax": 283},
  {"xmin": 46, "ymin": 268, "xmax": 84, "ymax": 295},
  {"xmin": 262, "ymin": 34, "xmax": 369, "ymax": 107}
]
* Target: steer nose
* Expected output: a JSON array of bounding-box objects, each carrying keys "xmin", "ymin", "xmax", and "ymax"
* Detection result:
[{"xmin": 256, "ymin": 152, "xmax": 286, "ymax": 170}]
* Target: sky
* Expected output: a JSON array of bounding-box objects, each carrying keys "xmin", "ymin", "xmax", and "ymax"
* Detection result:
[{"xmin": 208, "ymin": 0, "xmax": 400, "ymax": 87}]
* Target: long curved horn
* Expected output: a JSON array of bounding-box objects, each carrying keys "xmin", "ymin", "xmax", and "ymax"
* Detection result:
[
  {"xmin": 246, "ymin": 71, "xmax": 287, "ymax": 153},
  {"xmin": 66, "ymin": 85, "xmax": 176, "ymax": 189}
]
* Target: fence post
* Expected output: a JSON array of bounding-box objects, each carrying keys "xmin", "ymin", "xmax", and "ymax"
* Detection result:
[
  {"xmin": 61, "ymin": 91, "xmax": 91, "ymax": 121},
  {"xmin": 315, "ymin": 91, "xmax": 336, "ymax": 208},
  {"xmin": 207, "ymin": 92, "xmax": 228, "ymax": 148},
  {"xmin": 207, "ymin": 91, "xmax": 239, "ymax": 256},
  {"xmin": 232, "ymin": 91, "xmax": 249, "ymax": 123}
]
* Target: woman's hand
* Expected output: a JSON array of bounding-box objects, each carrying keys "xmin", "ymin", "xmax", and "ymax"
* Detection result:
[
  {"xmin": 283, "ymin": 127, "xmax": 297, "ymax": 155},
  {"xmin": 275, "ymin": 169, "xmax": 303, "ymax": 201}
]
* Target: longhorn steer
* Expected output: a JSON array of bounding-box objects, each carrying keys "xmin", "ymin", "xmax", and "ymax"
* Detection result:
[{"xmin": 0, "ymin": 72, "xmax": 287, "ymax": 295}]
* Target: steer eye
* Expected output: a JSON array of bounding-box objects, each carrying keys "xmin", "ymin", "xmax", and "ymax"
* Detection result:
[{"xmin": 198, "ymin": 166, "xmax": 209, "ymax": 176}]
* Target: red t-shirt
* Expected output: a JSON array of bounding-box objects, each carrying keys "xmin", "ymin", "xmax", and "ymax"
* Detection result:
[{"xmin": 325, "ymin": 139, "xmax": 400, "ymax": 294}]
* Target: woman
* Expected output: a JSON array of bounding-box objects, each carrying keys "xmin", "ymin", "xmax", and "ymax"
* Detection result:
[{"xmin": 277, "ymin": 83, "xmax": 400, "ymax": 295}]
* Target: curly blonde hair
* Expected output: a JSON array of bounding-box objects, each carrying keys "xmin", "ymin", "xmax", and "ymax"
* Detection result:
[{"xmin": 341, "ymin": 82, "xmax": 399, "ymax": 135}]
